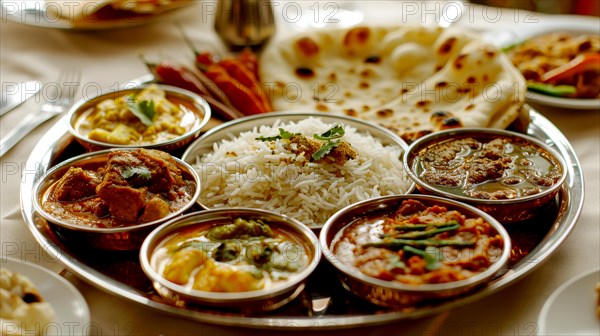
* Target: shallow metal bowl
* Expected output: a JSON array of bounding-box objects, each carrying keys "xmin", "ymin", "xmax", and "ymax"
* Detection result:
[
  {"xmin": 139, "ymin": 208, "xmax": 321, "ymax": 312},
  {"xmin": 32, "ymin": 148, "xmax": 202, "ymax": 250},
  {"xmin": 320, "ymin": 194, "xmax": 511, "ymax": 308},
  {"xmin": 67, "ymin": 84, "xmax": 211, "ymax": 152},
  {"xmin": 181, "ymin": 111, "xmax": 415, "ymax": 228},
  {"xmin": 403, "ymin": 128, "xmax": 568, "ymax": 224}
]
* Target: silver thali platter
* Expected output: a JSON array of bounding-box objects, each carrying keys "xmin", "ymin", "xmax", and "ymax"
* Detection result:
[{"xmin": 19, "ymin": 105, "xmax": 583, "ymax": 329}]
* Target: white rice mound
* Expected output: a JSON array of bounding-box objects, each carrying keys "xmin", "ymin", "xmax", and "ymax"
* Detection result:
[{"xmin": 195, "ymin": 117, "xmax": 412, "ymax": 227}]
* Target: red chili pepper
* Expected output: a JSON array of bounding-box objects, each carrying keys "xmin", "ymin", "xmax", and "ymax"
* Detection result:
[
  {"xmin": 218, "ymin": 58, "xmax": 272, "ymax": 112},
  {"xmin": 238, "ymin": 47, "xmax": 260, "ymax": 79},
  {"xmin": 195, "ymin": 52, "xmax": 217, "ymax": 68},
  {"xmin": 204, "ymin": 65, "xmax": 266, "ymax": 115},
  {"xmin": 176, "ymin": 24, "xmax": 219, "ymax": 69},
  {"xmin": 145, "ymin": 61, "xmax": 243, "ymax": 121},
  {"xmin": 151, "ymin": 62, "xmax": 210, "ymax": 97}
]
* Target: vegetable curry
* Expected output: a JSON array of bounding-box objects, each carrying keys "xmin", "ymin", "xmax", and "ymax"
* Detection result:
[
  {"xmin": 332, "ymin": 199, "xmax": 504, "ymax": 285},
  {"xmin": 152, "ymin": 218, "xmax": 309, "ymax": 292}
]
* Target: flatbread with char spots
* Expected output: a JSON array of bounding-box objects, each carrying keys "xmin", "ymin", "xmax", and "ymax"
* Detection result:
[{"xmin": 259, "ymin": 25, "xmax": 526, "ymax": 142}]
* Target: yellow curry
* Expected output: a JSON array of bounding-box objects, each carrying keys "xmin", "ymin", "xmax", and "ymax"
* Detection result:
[
  {"xmin": 76, "ymin": 85, "xmax": 197, "ymax": 146},
  {"xmin": 152, "ymin": 218, "xmax": 309, "ymax": 293}
]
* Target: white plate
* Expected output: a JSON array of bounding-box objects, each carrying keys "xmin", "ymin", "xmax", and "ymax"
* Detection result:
[
  {"xmin": 538, "ymin": 268, "xmax": 600, "ymax": 336},
  {"xmin": 1, "ymin": 257, "xmax": 91, "ymax": 336},
  {"xmin": 0, "ymin": 0, "xmax": 193, "ymax": 30},
  {"xmin": 489, "ymin": 17, "xmax": 600, "ymax": 110},
  {"xmin": 525, "ymin": 91, "xmax": 600, "ymax": 110}
]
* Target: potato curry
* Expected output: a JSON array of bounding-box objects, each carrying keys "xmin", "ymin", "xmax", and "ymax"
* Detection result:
[{"xmin": 75, "ymin": 85, "xmax": 197, "ymax": 145}]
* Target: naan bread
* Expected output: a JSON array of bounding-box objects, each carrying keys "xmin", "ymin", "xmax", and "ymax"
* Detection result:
[{"xmin": 260, "ymin": 25, "xmax": 526, "ymax": 142}]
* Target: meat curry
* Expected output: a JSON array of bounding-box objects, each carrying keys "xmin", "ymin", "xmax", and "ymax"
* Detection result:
[
  {"xmin": 413, "ymin": 136, "xmax": 563, "ymax": 200},
  {"xmin": 41, "ymin": 149, "xmax": 196, "ymax": 228}
]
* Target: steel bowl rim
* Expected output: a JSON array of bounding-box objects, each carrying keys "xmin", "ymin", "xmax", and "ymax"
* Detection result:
[
  {"xmin": 181, "ymin": 111, "xmax": 411, "ymax": 163},
  {"xmin": 402, "ymin": 127, "xmax": 568, "ymax": 205},
  {"xmin": 32, "ymin": 148, "xmax": 202, "ymax": 234},
  {"xmin": 66, "ymin": 83, "xmax": 212, "ymax": 150},
  {"xmin": 139, "ymin": 207, "xmax": 322, "ymax": 302},
  {"xmin": 320, "ymin": 194, "xmax": 512, "ymax": 293}
]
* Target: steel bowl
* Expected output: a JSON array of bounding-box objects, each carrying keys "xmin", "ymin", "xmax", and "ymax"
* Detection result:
[
  {"xmin": 403, "ymin": 128, "xmax": 568, "ymax": 224},
  {"xmin": 181, "ymin": 112, "xmax": 415, "ymax": 228},
  {"xmin": 32, "ymin": 148, "xmax": 202, "ymax": 250},
  {"xmin": 139, "ymin": 208, "xmax": 321, "ymax": 312},
  {"xmin": 67, "ymin": 84, "xmax": 211, "ymax": 152},
  {"xmin": 320, "ymin": 194, "xmax": 511, "ymax": 308}
]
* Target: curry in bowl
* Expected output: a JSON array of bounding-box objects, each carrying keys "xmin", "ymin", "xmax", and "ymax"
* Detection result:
[
  {"xmin": 69, "ymin": 84, "xmax": 210, "ymax": 150},
  {"xmin": 332, "ymin": 198, "xmax": 505, "ymax": 285},
  {"xmin": 403, "ymin": 128, "xmax": 567, "ymax": 223},
  {"xmin": 36, "ymin": 148, "xmax": 198, "ymax": 229},
  {"xmin": 321, "ymin": 195, "xmax": 511, "ymax": 307},
  {"xmin": 152, "ymin": 217, "xmax": 310, "ymax": 293},
  {"xmin": 412, "ymin": 135, "xmax": 563, "ymax": 200},
  {"xmin": 140, "ymin": 209, "xmax": 320, "ymax": 311}
]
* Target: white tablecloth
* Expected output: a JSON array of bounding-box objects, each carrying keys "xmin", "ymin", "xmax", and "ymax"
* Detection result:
[{"xmin": 1, "ymin": 2, "xmax": 598, "ymax": 335}]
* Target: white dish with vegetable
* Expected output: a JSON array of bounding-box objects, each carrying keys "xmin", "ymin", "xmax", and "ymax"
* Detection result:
[{"xmin": 501, "ymin": 20, "xmax": 599, "ymax": 110}]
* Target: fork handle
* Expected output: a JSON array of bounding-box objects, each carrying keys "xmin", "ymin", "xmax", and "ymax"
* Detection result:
[{"xmin": 0, "ymin": 112, "xmax": 55, "ymax": 157}]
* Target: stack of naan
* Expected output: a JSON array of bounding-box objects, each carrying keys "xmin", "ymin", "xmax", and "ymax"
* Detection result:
[{"xmin": 260, "ymin": 25, "xmax": 527, "ymax": 142}]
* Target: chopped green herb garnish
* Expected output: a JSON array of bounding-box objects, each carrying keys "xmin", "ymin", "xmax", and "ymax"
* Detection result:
[
  {"xmin": 311, "ymin": 124, "xmax": 346, "ymax": 160},
  {"xmin": 364, "ymin": 238, "xmax": 475, "ymax": 249},
  {"xmin": 312, "ymin": 139, "xmax": 340, "ymax": 160},
  {"xmin": 121, "ymin": 166, "xmax": 152, "ymax": 180},
  {"xmin": 403, "ymin": 246, "xmax": 441, "ymax": 271},
  {"xmin": 500, "ymin": 41, "xmax": 523, "ymax": 53},
  {"xmin": 391, "ymin": 223, "xmax": 460, "ymax": 240},
  {"xmin": 256, "ymin": 128, "xmax": 300, "ymax": 141},
  {"xmin": 125, "ymin": 95, "xmax": 156, "ymax": 126},
  {"xmin": 257, "ymin": 125, "xmax": 349, "ymax": 161},
  {"xmin": 393, "ymin": 220, "xmax": 459, "ymax": 231},
  {"xmin": 213, "ymin": 242, "xmax": 241, "ymax": 262},
  {"xmin": 313, "ymin": 124, "xmax": 344, "ymax": 140}
]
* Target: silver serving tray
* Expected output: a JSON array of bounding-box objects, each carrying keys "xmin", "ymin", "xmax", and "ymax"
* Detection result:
[{"xmin": 20, "ymin": 106, "xmax": 584, "ymax": 330}]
